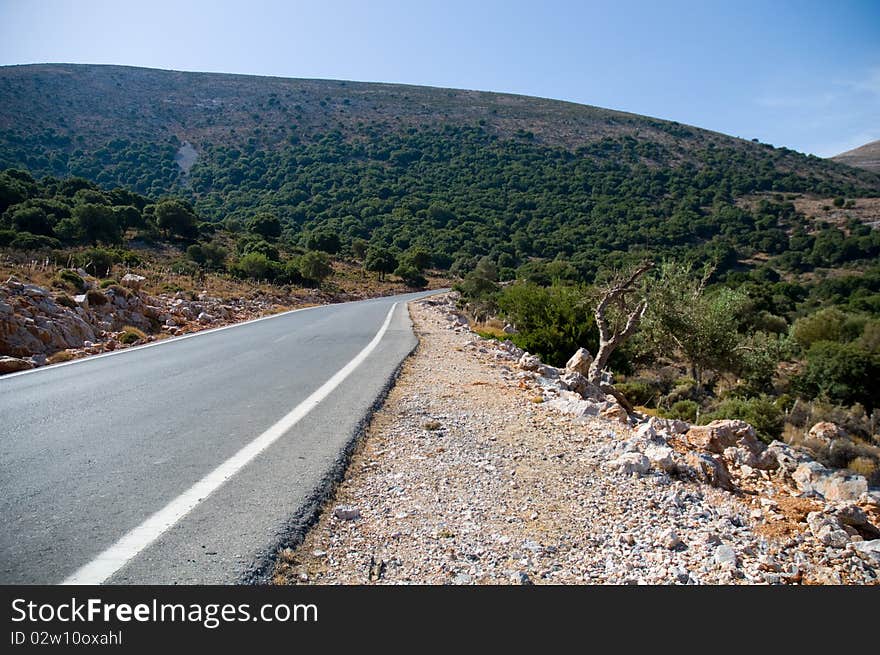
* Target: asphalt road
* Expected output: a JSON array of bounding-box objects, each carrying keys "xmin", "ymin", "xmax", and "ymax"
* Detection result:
[{"xmin": 0, "ymin": 290, "xmax": 439, "ymax": 584}]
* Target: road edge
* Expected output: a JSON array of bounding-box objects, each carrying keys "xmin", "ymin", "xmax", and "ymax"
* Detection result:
[{"xmin": 239, "ymin": 299, "xmax": 428, "ymax": 585}]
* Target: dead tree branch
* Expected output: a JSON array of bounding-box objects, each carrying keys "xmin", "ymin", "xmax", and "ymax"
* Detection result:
[{"xmin": 588, "ymin": 261, "xmax": 654, "ymax": 385}]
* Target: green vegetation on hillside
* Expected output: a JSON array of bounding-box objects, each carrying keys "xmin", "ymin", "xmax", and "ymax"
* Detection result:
[{"xmin": 2, "ymin": 64, "xmax": 879, "ymax": 479}]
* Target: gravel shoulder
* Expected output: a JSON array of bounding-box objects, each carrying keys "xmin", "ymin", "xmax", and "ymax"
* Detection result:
[{"xmin": 273, "ymin": 295, "xmax": 880, "ymax": 585}]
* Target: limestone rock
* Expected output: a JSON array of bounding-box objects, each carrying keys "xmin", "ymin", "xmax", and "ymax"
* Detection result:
[
  {"xmin": 644, "ymin": 443, "xmax": 676, "ymax": 472},
  {"xmin": 609, "ymin": 452, "xmax": 650, "ymax": 476},
  {"xmin": 685, "ymin": 419, "xmax": 762, "ymax": 457},
  {"xmin": 807, "ymin": 421, "xmax": 846, "ymax": 445},
  {"xmin": 517, "ymin": 353, "xmax": 542, "ymax": 371},
  {"xmin": 714, "ymin": 544, "xmax": 738, "ymax": 568},
  {"xmin": 807, "ymin": 511, "xmax": 850, "ymax": 548},
  {"xmin": 600, "ymin": 403, "xmax": 630, "ymax": 425},
  {"xmin": 565, "ymin": 347, "xmax": 593, "ymax": 375},
  {"xmin": 559, "ymin": 371, "xmax": 603, "ymax": 401},
  {"xmin": 850, "ymin": 539, "xmax": 880, "ymax": 565},
  {"xmin": 684, "ymin": 452, "xmax": 734, "ymax": 490},
  {"xmin": 794, "ymin": 462, "xmax": 868, "ymax": 501},
  {"xmin": 0, "ymin": 356, "xmax": 34, "ymax": 374},
  {"xmin": 333, "ymin": 506, "xmax": 361, "ymax": 521},
  {"xmin": 119, "ymin": 273, "xmax": 147, "ymax": 291},
  {"xmin": 764, "ymin": 440, "xmax": 804, "ymax": 474}
]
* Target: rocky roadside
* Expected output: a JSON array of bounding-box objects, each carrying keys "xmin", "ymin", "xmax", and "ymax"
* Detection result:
[
  {"xmin": 0, "ymin": 269, "xmax": 396, "ymax": 374},
  {"xmin": 273, "ymin": 293, "xmax": 880, "ymax": 585}
]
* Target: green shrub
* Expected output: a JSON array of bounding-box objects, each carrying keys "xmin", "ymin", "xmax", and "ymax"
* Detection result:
[
  {"xmin": 76, "ymin": 248, "xmax": 116, "ymax": 277},
  {"xmin": 791, "ymin": 308, "xmax": 846, "ymax": 349},
  {"xmin": 119, "ymin": 326, "xmax": 147, "ymax": 344},
  {"xmin": 496, "ymin": 282, "xmax": 595, "ymax": 367},
  {"xmin": 170, "ymin": 259, "xmax": 199, "ymax": 276},
  {"xmin": 662, "ymin": 399, "xmax": 700, "ymax": 423},
  {"xmin": 394, "ymin": 263, "xmax": 427, "ymax": 288},
  {"xmin": 58, "ymin": 269, "xmax": 86, "ymax": 292},
  {"xmin": 0, "ymin": 229, "xmax": 16, "ymax": 246},
  {"xmin": 701, "ymin": 395, "xmax": 784, "ymax": 443},
  {"xmin": 99, "ymin": 278, "xmax": 118, "ymax": 288},
  {"xmin": 10, "ymin": 231, "xmax": 61, "ymax": 250},
  {"xmin": 235, "ymin": 252, "xmax": 273, "ymax": 280},
  {"xmin": 794, "ymin": 341, "xmax": 880, "ymax": 410},
  {"xmin": 298, "ymin": 250, "xmax": 333, "ymax": 285}
]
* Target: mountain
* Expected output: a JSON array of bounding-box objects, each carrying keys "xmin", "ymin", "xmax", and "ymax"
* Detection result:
[
  {"xmin": 832, "ymin": 140, "xmax": 880, "ymax": 173},
  {"xmin": 1, "ymin": 63, "xmax": 879, "ymax": 275}
]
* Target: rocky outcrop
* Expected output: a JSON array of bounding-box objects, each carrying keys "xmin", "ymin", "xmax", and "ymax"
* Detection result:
[
  {"xmin": 565, "ymin": 347, "xmax": 593, "ymax": 376},
  {"xmin": 793, "ymin": 461, "xmax": 868, "ymax": 501},
  {"xmin": 0, "ymin": 274, "xmax": 291, "ymax": 371},
  {"xmin": 0, "ymin": 355, "xmax": 34, "ymax": 374},
  {"xmin": 807, "ymin": 421, "xmax": 847, "ymax": 446}
]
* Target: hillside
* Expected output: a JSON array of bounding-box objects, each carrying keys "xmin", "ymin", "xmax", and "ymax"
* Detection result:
[
  {"xmin": 833, "ymin": 140, "xmax": 880, "ymax": 174},
  {"xmin": 1, "ymin": 63, "xmax": 879, "ymax": 537}
]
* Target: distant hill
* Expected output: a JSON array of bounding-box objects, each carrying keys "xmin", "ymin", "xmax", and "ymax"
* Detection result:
[
  {"xmin": 832, "ymin": 140, "xmax": 880, "ymax": 173},
  {"xmin": 1, "ymin": 63, "xmax": 879, "ymax": 275}
]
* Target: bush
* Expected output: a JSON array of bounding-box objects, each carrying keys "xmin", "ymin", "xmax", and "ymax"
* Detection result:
[
  {"xmin": 0, "ymin": 229, "xmax": 18, "ymax": 246},
  {"xmin": 615, "ymin": 380, "xmax": 659, "ymax": 407},
  {"xmin": 235, "ymin": 252, "xmax": 273, "ymax": 280},
  {"xmin": 10, "ymin": 231, "xmax": 61, "ymax": 250},
  {"xmin": 794, "ymin": 341, "xmax": 879, "ymax": 410},
  {"xmin": 791, "ymin": 308, "xmax": 846, "ymax": 349},
  {"xmin": 99, "ymin": 278, "xmax": 118, "ymax": 288},
  {"xmin": 394, "ymin": 263, "xmax": 427, "ymax": 288},
  {"xmin": 662, "ymin": 400, "xmax": 700, "ymax": 423},
  {"xmin": 298, "ymin": 250, "xmax": 333, "ymax": 285},
  {"xmin": 304, "ymin": 228, "xmax": 341, "ymax": 254},
  {"xmin": 701, "ymin": 395, "xmax": 784, "ymax": 443},
  {"xmin": 86, "ymin": 289, "xmax": 108, "ymax": 306},
  {"xmin": 119, "ymin": 326, "xmax": 147, "ymax": 345},
  {"xmin": 76, "ymin": 248, "xmax": 115, "ymax": 277},
  {"xmin": 58, "ymin": 269, "xmax": 86, "ymax": 292},
  {"xmin": 495, "ymin": 282, "xmax": 595, "ymax": 367}
]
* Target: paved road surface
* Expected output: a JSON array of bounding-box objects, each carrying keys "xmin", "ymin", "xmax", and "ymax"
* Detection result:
[{"xmin": 0, "ymin": 290, "xmax": 438, "ymax": 584}]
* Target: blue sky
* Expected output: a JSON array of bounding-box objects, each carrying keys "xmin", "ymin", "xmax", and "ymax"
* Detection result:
[{"xmin": 1, "ymin": 0, "xmax": 877, "ymax": 157}]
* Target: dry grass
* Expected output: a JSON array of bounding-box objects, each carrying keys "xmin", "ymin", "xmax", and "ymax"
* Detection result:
[
  {"xmin": 118, "ymin": 325, "xmax": 147, "ymax": 345},
  {"xmin": 46, "ymin": 350, "xmax": 75, "ymax": 365}
]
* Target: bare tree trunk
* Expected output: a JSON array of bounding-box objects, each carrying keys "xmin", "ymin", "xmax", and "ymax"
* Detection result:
[{"xmin": 587, "ymin": 261, "xmax": 654, "ymax": 385}]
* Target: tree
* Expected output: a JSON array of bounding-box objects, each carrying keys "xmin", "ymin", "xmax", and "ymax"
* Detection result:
[
  {"xmin": 364, "ymin": 247, "xmax": 397, "ymax": 281},
  {"xmin": 394, "ymin": 263, "xmax": 427, "ymax": 288},
  {"xmin": 71, "ymin": 203, "xmax": 121, "ymax": 244},
  {"xmin": 187, "ymin": 241, "xmax": 228, "ymax": 270},
  {"xmin": 10, "ymin": 206, "xmax": 52, "ymax": 236},
  {"xmin": 154, "ymin": 199, "xmax": 198, "ymax": 240},
  {"xmin": 641, "ymin": 262, "xmax": 747, "ymax": 388},
  {"xmin": 588, "ymin": 261, "xmax": 654, "ymax": 385},
  {"xmin": 791, "ymin": 308, "xmax": 845, "ymax": 350},
  {"xmin": 298, "ymin": 250, "xmax": 333, "ymax": 285},
  {"xmin": 235, "ymin": 252, "xmax": 272, "ymax": 280},
  {"xmin": 795, "ymin": 341, "xmax": 879, "ymax": 410},
  {"xmin": 351, "ymin": 238, "xmax": 369, "ymax": 260},
  {"xmin": 246, "ymin": 212, "xmax": 282, "ymax": 240},
  {"xmin": 401, "ymin": 245, "xmax": 432, "ymax": 270},
  {"xmin": 305, "ymin": 228, "xmax": 341, "ymax": 254}
]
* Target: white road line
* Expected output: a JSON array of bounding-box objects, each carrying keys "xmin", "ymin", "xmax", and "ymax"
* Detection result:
[{"xmin": 62, "ymin": 302, "xmax": 399, "ymax": 585}]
